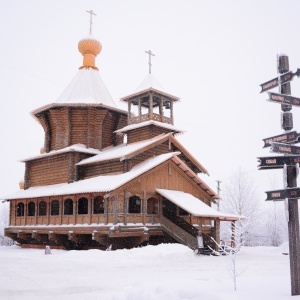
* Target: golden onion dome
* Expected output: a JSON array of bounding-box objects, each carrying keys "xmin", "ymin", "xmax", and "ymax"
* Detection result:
[{"xmin": 78, "ymin": 36, "xmax": 102, "ymax": 70}]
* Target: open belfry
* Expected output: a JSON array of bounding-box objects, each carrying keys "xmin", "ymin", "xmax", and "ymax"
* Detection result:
[{"xmin": 4, "ymin": 12, "xmax": 239, "ymax": 250}]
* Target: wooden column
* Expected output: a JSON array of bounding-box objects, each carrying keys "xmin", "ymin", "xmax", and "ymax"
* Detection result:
[
  {"xmin": 128, "ymin": 101, "xmax": 131, "ymax": 124},
  {"xmin": 138, "ymin": 98, "xmax": 142, "ymax": 123},
  {"xmin": 113, "ymin": 196, "xmax": 118, "ymax": 225},
  {"xmin": 149, "ymin": 93, "xmax": 153, "ymax": 120},
  {"xmin": 159, "ymin": 98, "xmax": 163, "ymax": 122},
  {"xmin": 143, "ymin": 191, "xmax": 146, "ymax": 225},
  {"xmin": 170, "ymin": 100, "xmax": 174, "ymax": 125},
  {"xmin": 89, "ymin": 194, "xmax": 92, "ymax": 225},
  {"xmin": 124, "ymin": 191, "xmax": 127, "ymax": 225},
  {"xmin": 105, "ymin": 196, "xmax": 109, "ymax": 225}
]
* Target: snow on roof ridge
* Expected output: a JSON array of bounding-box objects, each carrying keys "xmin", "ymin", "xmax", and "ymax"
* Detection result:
[
  {"xmin": 4, "ymin": 152, "xmax": 180, "ymax": 200},
  {"xmin": 20, "ymin": 144, "xmax": 100, "ymax": 162},
  {"xmin": 115, "ymin": 120, "xmax": 184, "ymax": 134},
  {"xmin": 156, "ymin": 189, "xmax": 244, "ymax": 220},
  {"xmin": 77, "ymin": 133, "xmax": 172, "ymax": 166}
]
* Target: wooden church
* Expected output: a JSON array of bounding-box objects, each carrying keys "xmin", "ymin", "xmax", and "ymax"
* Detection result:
[{"xmin": 3, "ymin": 17, "xmax": 239, "ymax": 251}]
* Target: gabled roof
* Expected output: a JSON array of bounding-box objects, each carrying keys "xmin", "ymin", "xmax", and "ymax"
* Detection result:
[
  {"xmin": 76, "ymin": 133, "xmax": 209, "ymax": 175},
  {"xmin": 114, "ymin": 120, "xmax": 184, "ymax": 135},
  {"xmin": 170, "ymin": 156, "xmax": 218, "ymax": 199},
  {"xmin": 20, "ymin": 144, "xmax": 100, "ymax": 163},
  {"xmin": 156, "ymin": 189, "xmax": 243, "ymax": 221},
  {"xmin": 3, "ymin": 152, "xmax": 180, "ymax": 200},
  {"xmin": 77, "ymin": 134, "xmax": 172, "ymax": 166}
]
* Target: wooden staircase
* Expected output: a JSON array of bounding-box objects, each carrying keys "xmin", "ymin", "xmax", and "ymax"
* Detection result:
[{"xmin": 160, "ymin": 215, "xmax": 198, "ymax": 250}]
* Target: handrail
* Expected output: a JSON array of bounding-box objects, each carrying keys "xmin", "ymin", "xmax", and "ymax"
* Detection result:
[{"xmin": 161, "ymin": 216, "xmax": 198, "ymax": 250}]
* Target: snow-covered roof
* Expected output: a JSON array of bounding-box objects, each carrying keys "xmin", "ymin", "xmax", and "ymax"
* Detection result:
[
  {"xmin": 55, "ymin": 68, "xmax": 116, "ymax": 107},
  {"xmin": 135, "ymin": 74, "xmax": 165, "ymax": 93},
  {"xmin": 3, "ymin": 152, "xmax": 179, "ymax": 200},
  {"xmin": 115, "ymin": 120, "xmax": 184, "ymax": 134},
  {"xmin": 20, "ymin": 144, "xmax": 100, "ymax": 163},
  {"xmin": 156, "ymin": 189, "xmax": 244, "ymax": 221},
  {"xmin": 77, "ymin": 134, "xmax": 171, "ymax": 166}
]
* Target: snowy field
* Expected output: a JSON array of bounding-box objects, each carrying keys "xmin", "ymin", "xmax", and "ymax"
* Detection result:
[{"xmin": 0, "ymin": 243, "xmax": 297, "ymax": 300}]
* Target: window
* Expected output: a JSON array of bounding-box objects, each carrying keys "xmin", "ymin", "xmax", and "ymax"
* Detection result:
[
  {"xmin": 128, "ymin": 196, "xmax": 141, "ymax": 213},
  {"xmin": 51, "ymin": 200, "xmax": 59, "ymax": 216},
  {"xmin": 64, "ymin": 199, "xmax": 73, "ymax": 215},
  {"xmin": 147, "ymin": 197, "xmax": 158, "ymax": 214},
  {"xmin": 28, "ymin": 202, "xmax": 36, "ymax": 216},
  {"xmin": 17, "ymin": 202, "xmax": 24, "ymax": 217},
  {"xmin": 78, "ymin": 197, "xmax": 88, "ymax": 214},
  {"xmin": 38, "ymin": 201, "xmax": 47, "ymax": 216},
  {"xmin": 93, "ymin": 196, "xmax": 104, "ymax": 214}
]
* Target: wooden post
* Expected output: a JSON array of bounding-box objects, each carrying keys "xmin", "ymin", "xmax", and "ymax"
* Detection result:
[
  {"xmin": 149, "ymin": 93, "xmax": 153, "ymax": 120},
  {"xmin": 231, "ymin": 221, "xmax": 236, "ymax": 248},
  {"xmin": 128, "ymin": 101, "xmax": 131, "ymax": 124},
  {"xmin": 138, "ymin": 98, "xmax": 142, "ymax": 123},
  {"xmin": 278, "ymin": 55, "xmax": 300, "ymax": 296}
]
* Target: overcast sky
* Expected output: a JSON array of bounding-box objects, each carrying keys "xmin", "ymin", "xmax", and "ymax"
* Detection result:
[{"xmin": 1, "ymin": 0, "xmax": 300, "ymax": 199}]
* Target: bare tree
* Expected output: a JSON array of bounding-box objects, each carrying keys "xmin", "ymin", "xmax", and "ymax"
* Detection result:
[{"xmin": 220, "ymin": 168, "xmax": 261, "ymax": 245}]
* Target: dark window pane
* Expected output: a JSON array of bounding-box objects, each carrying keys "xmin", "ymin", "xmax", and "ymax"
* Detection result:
[
  {"xmin": 17, "ymin": 202, "xmax": 24, "ymax": 217},
  {"xmin": 78, "ymin": 197, "xmax": 88, "ymax": 215},
  {"xmin": 28, "ymin": 202, "xmax": 35, "ymax": 216},
  {"xmin": 64, "ymin": 199, "xmax": 73, "ymax": 215},
  {"xmin": 51, "ymin": 200, "xmax": 59, "ymax": 216},
  {"xmin": 38, "ymin": 201, "xmax": 47, "ymax": 216},
  {"xmin": 128, "ymin": 196, "xmax": 141, "ymax": 214},
  {"xmin": 93, "ymin": 196, "xmax": 104, "ymax": 214}
]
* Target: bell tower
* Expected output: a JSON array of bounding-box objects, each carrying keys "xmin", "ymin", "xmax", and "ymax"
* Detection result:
[{"xmin": 117, "ymin": 51, "xmax": 182, "ymax": 143}]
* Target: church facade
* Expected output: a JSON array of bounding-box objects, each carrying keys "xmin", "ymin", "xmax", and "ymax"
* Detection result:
[{"xmin": 3, "ymin": 26, "xmax": 239, "ymax": 250}]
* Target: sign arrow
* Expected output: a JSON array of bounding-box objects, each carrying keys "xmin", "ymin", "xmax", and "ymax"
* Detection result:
[
  {"xmin": 268, "ymin": 92, "xmax": 300, "ymax": 107},
  {"xmin": 260, "ymin": 69, "xmax": 300, "ymax": 93},
  {"xmin": 262, "ymin": 131, "xmax": 298, "ymax": 148},
  {"xmin": 258, "ymin": 155, "xmax": 300, "ymax": 170},
  {"xmin": 271, "ymin": 142, "xmax": 300, "ymax": 155},
  {"xmin": 266, "ymin": 187, "xmax": 300, "ymax": 201}
]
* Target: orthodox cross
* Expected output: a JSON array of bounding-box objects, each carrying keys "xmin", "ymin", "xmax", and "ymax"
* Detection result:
[
  {"xmin": 86, "ymin": 10, "xmax": 97, "ymax": 35},
  {"xmin": 145, "ymin": 50, "xmax": 155, "ymax": 74}
]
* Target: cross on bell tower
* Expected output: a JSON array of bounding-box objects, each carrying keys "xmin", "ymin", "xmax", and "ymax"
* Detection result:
[
  {"xmin": 86, "ymin": 10, "xmax": 97, "ymax": 35},
  {"xmin": 145, "ymin": 50, "xmax": 155, "ymax": 74}
]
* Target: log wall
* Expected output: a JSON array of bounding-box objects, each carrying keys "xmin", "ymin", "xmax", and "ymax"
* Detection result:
[
  {"xmin": 127, "ymin": 125, "xmax": 173, "ymax": 144},
  {"xmin": 24, "ymin": 152, "xmax": 94, "ymax": 188}
]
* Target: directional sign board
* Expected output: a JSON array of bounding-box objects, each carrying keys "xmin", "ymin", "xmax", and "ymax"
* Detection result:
[
  {"xmin": 260, "ymin": 68, "xmax": 300, "ymax": 93},
  {"xmin": 266, "ymin": 187, "xmax": 300, "ymax": 201},
  {"xmin": 268, "ymin": 92, "xmax": 300, "ymax": 107},
  {"xmin": 271, "ymin": 142, "xmax": 300, "ymax": 155},
  {"xmin": 258, "ymin": 155, "xmax": 300, "ymax": 170},
  {"xmin": 263, "ymin": 131, "xmax": 298, "ymax": 148}
]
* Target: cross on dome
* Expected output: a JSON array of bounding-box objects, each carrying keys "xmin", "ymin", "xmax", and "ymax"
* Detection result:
[
  {"xmin": 86, "ymin": 10, "xmax": 97, "ymax": 35},
  {"xmin": 145, "ymin": 50, "xmax": 155, "ymax": 74}
]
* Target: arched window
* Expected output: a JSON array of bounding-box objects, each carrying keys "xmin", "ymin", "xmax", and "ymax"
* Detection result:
[
  {"xmin": 51, "ymin": 200, "xmax": 59, "ymax": 216},
  {"xmin": 38, "ymin": 201, "xmax": 47, "ymax": 216},
  {"xmin": 28, "ymin": 202, "xmax": 36, "ymax": 216},
  {"xmin": 147, "ymin": 197, "xmax": 159, "ymax": 214},
  {"xmin": 78, "ymin": 197, "xmax": 88, "ymax": 215},
  {"xmin": 64, "ymin": 199, "xmax": 73, "ymax": 215},
  {"xmin": 128, "ymin": 196, "xmax": 141, "ymax": 214},
  {"xmin": 93, "ymin": 196, "xmax": 104, "ymax": 214},
  {"xmin": 17, "ymin": 202, "xmax": 24, "ymax": 217}
]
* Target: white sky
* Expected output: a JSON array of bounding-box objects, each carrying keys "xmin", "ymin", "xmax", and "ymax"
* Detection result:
[{"xmin": 1, "ymin": 0, "xmax": 300, "ymax": 198}]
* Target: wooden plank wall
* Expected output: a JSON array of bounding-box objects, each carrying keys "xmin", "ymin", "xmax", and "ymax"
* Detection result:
[
  {"xmin": 80, "ymin": 160, "xmax": 123, "ymax": 179},
  {"xmin": 127, "ymin": 125, "xmax": 172, "ymax": 144}
]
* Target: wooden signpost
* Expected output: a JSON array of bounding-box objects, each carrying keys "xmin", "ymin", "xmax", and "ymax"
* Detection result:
[
  {"xmin": 263, "ymin": 131, "xmax": 298, "ymax": 148},
  {"xmin": 259, "ymin": 55, "xmax": 300, "ymax": 296},
  {"xmin": 268, "ymin": 92, "xmax": 300, "ymax": 107},
  {"xmin": 266, "ymin": 188, "xmax": 300, "ymax": 201}
]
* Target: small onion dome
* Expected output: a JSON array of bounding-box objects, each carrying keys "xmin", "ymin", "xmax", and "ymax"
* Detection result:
[{"xmin": 78, "ymin": 36, "xmax": 102, "ymax": 70}]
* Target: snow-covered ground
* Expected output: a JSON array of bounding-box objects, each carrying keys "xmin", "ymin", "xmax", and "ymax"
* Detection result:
[{"xmin": 0, "ymin": 243, "xmax": 296, "ymax": 300}]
